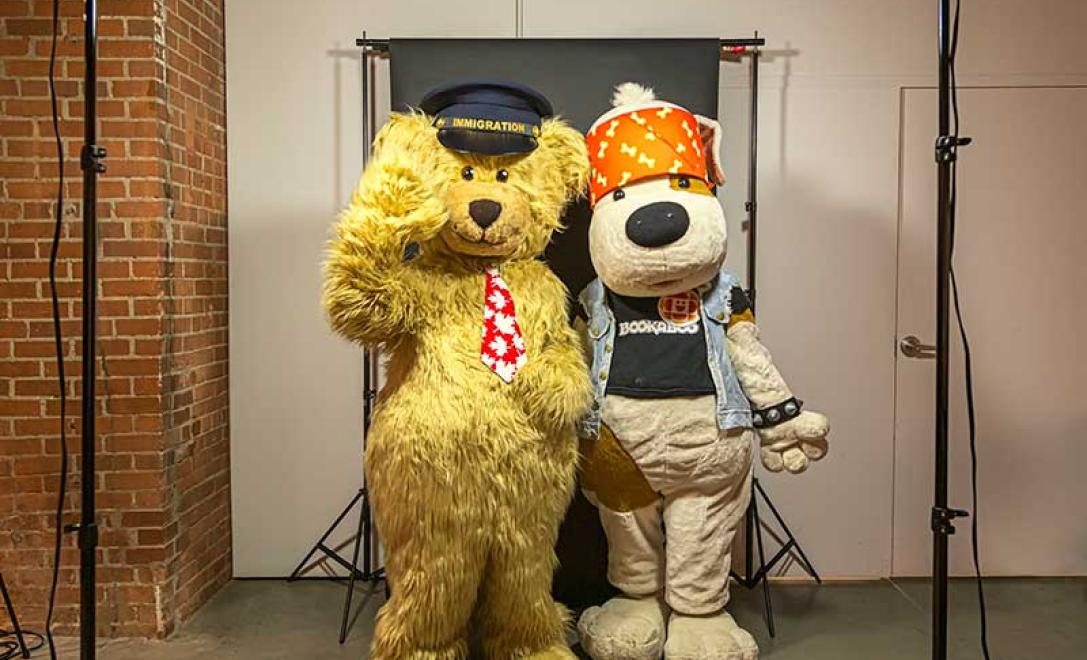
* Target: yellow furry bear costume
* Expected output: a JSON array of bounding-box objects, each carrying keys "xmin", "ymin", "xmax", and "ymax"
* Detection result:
[{"xmin": 323, "ymin": 109, "xmax": 591, "ymax": 660}]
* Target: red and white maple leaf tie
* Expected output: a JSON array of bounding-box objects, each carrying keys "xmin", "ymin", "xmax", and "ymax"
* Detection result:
[{"xmin": 481, "ymin": 267, "xmax": 527, "ymax": 383}]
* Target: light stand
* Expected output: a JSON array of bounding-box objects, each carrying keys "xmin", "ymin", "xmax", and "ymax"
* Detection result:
[
  {"xmin": 64, "ymin": 2, "xmax": 106, "ymax": 658},
  {"xmin": 931, "ymin": 1, "xmax": 971, "ymax": 658},
  {"xmin": 728, "ymin": 37, "xmax": 821, "ymax": 639}
]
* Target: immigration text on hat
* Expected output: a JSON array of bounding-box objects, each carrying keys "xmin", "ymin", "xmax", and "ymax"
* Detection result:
[{"xmin": 449, "ymin": 117, "xmax": 529, "ymax": 133}]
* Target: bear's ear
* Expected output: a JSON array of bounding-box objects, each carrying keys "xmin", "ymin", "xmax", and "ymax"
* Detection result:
[
  {"xmin": 695, "ymin": 114, "xmax": 726, "ymax": 186},
  {"xmin": 370, "ymin": 111, "xmax": 435, "ymax": 165},
  {"xmin": 536, "ymin": 117, "xmax": 590, "ymax": 200}
]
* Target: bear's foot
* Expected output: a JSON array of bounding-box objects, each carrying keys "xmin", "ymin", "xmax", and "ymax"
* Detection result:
[
  {"xmin": 521, "ymin": 643, "xmax": 577, "ymax": 659},
  {"xmin": 663, "ymin": 611, "xmax": 757, "ymax": 660},
  {"xmin": 370, "ymin": 641, "xmax": 467, "ymax": 660},
  {"xmin": 578, "ymin": 594, "xmax": 669, "ymax": 660}
]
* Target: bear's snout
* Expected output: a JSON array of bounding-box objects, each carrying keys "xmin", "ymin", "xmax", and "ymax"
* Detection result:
[
  {"xmin": 625, "ymin": 201, "xmax": 690, "ymax": 248},
  {"xmin": 469, "ymin": 199, "xmax": 502, "ymax": 229}
]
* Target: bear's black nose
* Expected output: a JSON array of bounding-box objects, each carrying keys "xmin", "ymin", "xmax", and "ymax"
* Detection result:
[
  {"xmin": 625, "ymin": 202, "xmax": 690, "ymax": 247},
  {"xmin": 469, "ymin": 199, "xmax": 502, "ymax": 229}
]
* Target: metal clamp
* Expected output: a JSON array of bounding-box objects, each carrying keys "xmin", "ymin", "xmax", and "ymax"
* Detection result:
[
  {"xmin": 64, "ymin": 521, "xmax": 99, "ymax": 550},
  {"xmin": 80, "ymin": 144, "xmax": 107, "ymax": 173},
  {"xmin": 934, "ymin": 134, "xmax": 972, "ymax": 163},
  {"xmin": 931, "ymin": 506, "xmax": 969, "ymax": 535}
]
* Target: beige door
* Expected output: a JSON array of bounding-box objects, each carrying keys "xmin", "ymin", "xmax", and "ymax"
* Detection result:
[{"xmin": 893, "ymin": 86, "xmax": 1087, "ymax": 576}]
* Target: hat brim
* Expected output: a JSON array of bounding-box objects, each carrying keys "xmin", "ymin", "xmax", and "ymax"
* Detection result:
[{"xmin": 437, "ymin": 130, "xmax": 538, "ymax": 156}]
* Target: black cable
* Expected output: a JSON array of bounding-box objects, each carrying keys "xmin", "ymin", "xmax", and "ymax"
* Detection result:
[
  {"xmin": 947, "ymin": 1, "xmax": 992, "ymax": 658},
  {"xmin": 44, "ymin": 1, "xmax": 68, "ymax": 658},
  {"xmin": 0, "ymin": 629, "xmax": 44, "ymax": 660}
]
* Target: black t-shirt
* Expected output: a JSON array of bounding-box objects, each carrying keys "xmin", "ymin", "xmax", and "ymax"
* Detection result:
[{"xmin": 604, "ymin": 289, "xmax": 716, "ymax": 398}]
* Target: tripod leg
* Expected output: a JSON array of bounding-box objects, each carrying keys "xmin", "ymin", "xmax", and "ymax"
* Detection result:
[
  {"xmin": 744, "ymin": 490, "xmax": 755, "ymax": 585},
  {"xmin": 289, "ymin": 489, "xmax": 364, "ymax": 581},
  {"xmin": 0, "ymin": 573, "xmax": 30, "ymax": 658},
  {"xmin": 755, "ymin": 480, "xmax": 822, "ymax": 583},
  {"xmin": 362, "ymin": 488, "xmax": 373, "ymax": 577},
  {"xmin": 751, "ymin": 494, "xmax": 775, "ymax": 638},
  {"xmin": 339, "ymin": 496, "xmax": 368, "ymax": 644}
]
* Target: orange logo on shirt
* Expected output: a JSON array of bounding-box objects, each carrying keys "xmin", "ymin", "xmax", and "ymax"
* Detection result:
[{"xmin": 658, "ymin": 291, "xmax": 700, "ymax": 326}]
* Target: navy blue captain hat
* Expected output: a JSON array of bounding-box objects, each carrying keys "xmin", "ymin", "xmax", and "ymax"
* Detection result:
[{"xmin": 419, "ymin": 79, "xmax": 554, "ymax": 156}]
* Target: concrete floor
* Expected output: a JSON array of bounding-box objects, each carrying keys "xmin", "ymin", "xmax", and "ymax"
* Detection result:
[{"xmin": 47, "ymin": 577, "xmax": 1085, "ymax": 659}]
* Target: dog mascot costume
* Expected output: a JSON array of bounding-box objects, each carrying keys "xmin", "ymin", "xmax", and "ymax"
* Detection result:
[
  {"xmin": 323, "ymin": 80, "xmax": 591, "ymax": 660},
  {"xmin": 575, "ymin": 83, "xmax": 831, "ymax": 660}
]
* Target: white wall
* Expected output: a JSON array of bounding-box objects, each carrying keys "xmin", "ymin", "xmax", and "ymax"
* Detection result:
[
  {"xmin": 227, "ymin": 0, "xmax": 1087, "ymax": 577},
  {"xmin": 226, "ymin": 0, "xmax": 516, "ymax": 576}
]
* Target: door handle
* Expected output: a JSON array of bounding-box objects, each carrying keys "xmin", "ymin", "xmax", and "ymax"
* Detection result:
[{"xmin": 900, "ymin": 335, "xmax": 937, "ymax": 359}]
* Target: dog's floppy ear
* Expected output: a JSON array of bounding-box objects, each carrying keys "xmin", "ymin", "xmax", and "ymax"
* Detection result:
[
  {"xmin": 536, "ymin": 117, "xmax": 590, "ymax": 199},
  {"xmin": 695, "ymin": 114, "xmax": 726, "ymax": 186}
]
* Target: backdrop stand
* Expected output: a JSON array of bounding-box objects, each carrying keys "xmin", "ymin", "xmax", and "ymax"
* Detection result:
[
  {"xmin": 721, "ymin": 37, "xmax": 821, "ymax": 639},
  {"xmin": 287, "ymin": 33, "xmax": 386, "ymax": 645},
  {"xmin": 727, "ymin": 38, "xmax": 821, "ymax": 639},
  {"xmin": 314, "ymin": 33, "xmax": 811, "ymax": 641},
  {"xmin": 286, "ymin": 352, "xmax": 386, "ymax": 646}
]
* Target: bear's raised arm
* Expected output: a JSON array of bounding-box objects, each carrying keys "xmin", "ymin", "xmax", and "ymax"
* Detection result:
[{"xmin": 323, "ymin": 116, "xmax": 449, "ymax": 345}]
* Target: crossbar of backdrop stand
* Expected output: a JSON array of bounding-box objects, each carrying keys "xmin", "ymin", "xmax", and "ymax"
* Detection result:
[{"xmin": 354, "ymin": 37, "xmax": 766, "ymax": 50}]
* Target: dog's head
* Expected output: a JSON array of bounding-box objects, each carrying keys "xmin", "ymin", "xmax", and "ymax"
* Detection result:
[{"xmin": 586, "ymin": 83, "xmax": 728, "ymax": 297}]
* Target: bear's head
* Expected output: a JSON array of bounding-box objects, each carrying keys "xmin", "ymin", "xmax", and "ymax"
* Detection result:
[
  {"xmin": 372, "ymin": 111, "xmax": 588, "ymax": 263},
  {"xmin": 586, "ymin": 83, "xmax": 727, "ymax": 297}
]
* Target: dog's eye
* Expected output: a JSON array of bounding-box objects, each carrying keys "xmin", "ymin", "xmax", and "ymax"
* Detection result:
[
  {"xmin": 461, "ymin": 166, "xmax": 474, "ymax": 181},
  {"xmin": 496, "ymin": 169, "xmax": 509, "ymax": 183},
  {"xmin": 613, "ymin": 189, "xmax": 625, "ymax": 201},
  {"xmin": 677, "ymin": 177, "xmax": 691, "ymax": 189}
]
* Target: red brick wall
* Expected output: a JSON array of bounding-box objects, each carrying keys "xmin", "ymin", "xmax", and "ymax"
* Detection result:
[
  {"xmin": 159, "ymin": 0, "xmax": 230, "ymax": 626},
  {"xmin": 0, "ymin": 0, "xmax": 228, "ymax": 638}
]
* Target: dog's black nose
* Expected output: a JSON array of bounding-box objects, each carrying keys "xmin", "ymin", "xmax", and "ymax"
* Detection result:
[
  {"xmin": 469, "ymin": 199, "xmax": 502, "ymax": 229},
  {"xmin": 625, "ymin": 202, "xmax": 690, "ymax": 247}
]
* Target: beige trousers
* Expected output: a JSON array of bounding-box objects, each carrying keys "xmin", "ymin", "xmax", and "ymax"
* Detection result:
[{"xmin": 591, "ymin": 395, "xmax": 754, "ymax": 615}]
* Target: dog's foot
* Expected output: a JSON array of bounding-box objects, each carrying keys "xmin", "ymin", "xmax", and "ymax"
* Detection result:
[
  {"xmin": 664, "ymin": 610, "xmax": 758, "ymax": 660},
  {"xmin": 577, "ymin": 595, "xmax": 669, "ymax": 660}
]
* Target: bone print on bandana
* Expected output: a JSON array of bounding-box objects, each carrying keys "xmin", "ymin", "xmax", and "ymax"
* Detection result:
[{"xmin": 481, "ymin": 268, "xmax": 527, "ymax": 383}]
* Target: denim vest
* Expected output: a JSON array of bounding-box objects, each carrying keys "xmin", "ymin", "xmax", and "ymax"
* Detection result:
[{"xmin": 578, "ymin": 269, "xmax": 753, "ymax": 438}]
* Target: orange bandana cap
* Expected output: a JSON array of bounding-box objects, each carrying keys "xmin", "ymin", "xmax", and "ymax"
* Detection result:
[{"xmin": 586, "ymin": 84, "xmax": 711, "ymax": 207}]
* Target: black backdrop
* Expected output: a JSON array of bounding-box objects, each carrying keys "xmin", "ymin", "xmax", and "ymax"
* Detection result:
[{"xmin": 388, "ymin": 38, "xmax": 721, "ymax": 608}]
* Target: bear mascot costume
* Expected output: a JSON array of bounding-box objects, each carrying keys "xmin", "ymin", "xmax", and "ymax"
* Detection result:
[
  {"xmin": 574, "ymin": 83, "xmax": 831, "ymax": 660},
  {"xmin": 323, "ymin": 80, "xmax": 591, "ymax": 660}
]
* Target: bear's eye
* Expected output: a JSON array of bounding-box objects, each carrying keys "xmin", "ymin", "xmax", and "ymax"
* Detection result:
[
  {"xmin": 678, "ymin": 177, "xmax": 691, "ymax": 189},
  {"xmin": 461, "ymin": 166, "xmax": 474, "ymax": 181},
  {"xmin": 613, "ymin": 189, "xmax": 625, "ymax": 201},
  {"xmin": 496, "ymin": 169, "xmax": 509, "ymax": 183}
]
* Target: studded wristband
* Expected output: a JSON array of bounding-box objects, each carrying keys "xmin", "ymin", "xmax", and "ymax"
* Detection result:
[{"xmin": 752, "ymin": 397, "xmax": 803, "ymax": 429}]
